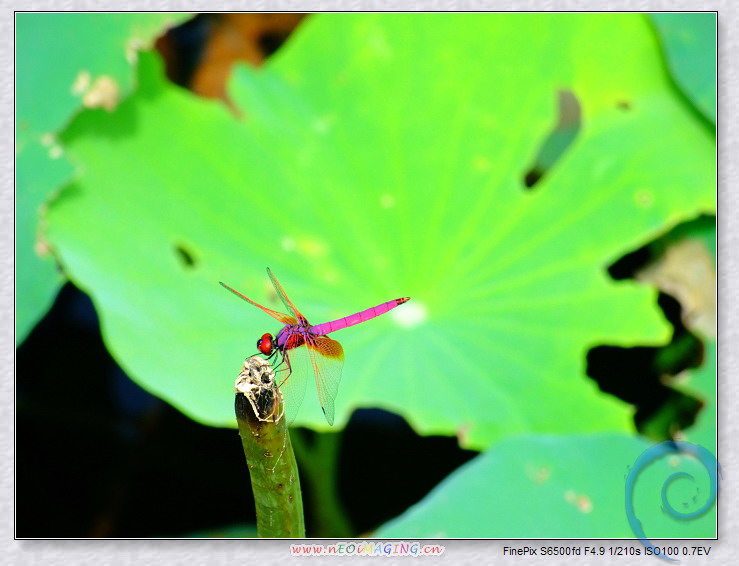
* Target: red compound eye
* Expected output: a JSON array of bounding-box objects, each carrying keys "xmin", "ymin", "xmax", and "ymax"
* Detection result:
[{"xmin": 257, "ymin": 333, "xmax": 273, "ymax": 355}]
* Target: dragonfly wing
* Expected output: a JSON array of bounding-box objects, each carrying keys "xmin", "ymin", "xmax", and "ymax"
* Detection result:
[
  {"xmin": 266, "ymin": 268, "xmax": 308, "ymax": 324},
  {"xmin": 278, "ymin": 344, "xmax": 310, "ymax": 425},
  {"xmin": 220, "ymin": 281, "xmax": 297, "ymax": 325},
  {"xmin": 305, "ymin": 335, "xmax": 345, "ymax": 426}
]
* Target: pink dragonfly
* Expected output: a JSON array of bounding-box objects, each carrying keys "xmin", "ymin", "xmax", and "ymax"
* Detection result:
[{"xmin": 220, "ymin": 268, "xmax": 410, "ymax": 425}]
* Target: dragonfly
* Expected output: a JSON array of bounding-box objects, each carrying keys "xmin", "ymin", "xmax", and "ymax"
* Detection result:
[{"xmin": 220, "ymin": 268, "xmax": 410, "ymax": 426}]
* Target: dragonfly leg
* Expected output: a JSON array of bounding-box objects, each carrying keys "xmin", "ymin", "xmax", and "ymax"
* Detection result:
[
  {"xmin": 271, "ymin": 352, "xmax": 285, "ymax": 370},
  {"xmin": 273, "ymin": 352, "xmax": 293, "ymax": 388}
]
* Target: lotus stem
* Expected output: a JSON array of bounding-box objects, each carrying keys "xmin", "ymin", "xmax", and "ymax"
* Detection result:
[{"xmin": 234, "ymin": 356, "xmax": 305, "ymax": 537}]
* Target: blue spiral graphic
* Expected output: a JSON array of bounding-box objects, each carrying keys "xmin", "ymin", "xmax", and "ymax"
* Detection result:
[{"xmin": 625, "ymin": 441, "xmax": 719, "ymax": 562}]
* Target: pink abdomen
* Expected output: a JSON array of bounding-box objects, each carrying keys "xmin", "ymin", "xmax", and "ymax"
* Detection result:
[{"xmin": 310, "ymin": 297, "xmax": 410, "ymax": 335}]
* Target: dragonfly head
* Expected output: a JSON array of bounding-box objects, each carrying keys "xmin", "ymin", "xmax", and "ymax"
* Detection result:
[{"xmin": 257, "ymin": 332, "xmax": 274, "ymax": 355}]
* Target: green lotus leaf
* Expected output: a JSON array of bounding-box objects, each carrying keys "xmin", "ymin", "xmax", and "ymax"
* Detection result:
[{"xmin": 47, "ymin": 14, "xmax": 714, "ymax": 448}]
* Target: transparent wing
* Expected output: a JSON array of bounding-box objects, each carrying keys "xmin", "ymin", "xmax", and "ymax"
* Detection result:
[
  {"xmin": 220, "ymin": 281, "xmax": 297, "ymax": 325},
  {"xmin": 277, "ymin": 345, "xmax": 311, "ymax": 426},
  {"xmin": 305, "ymin": 334, "xmax": 345, "ymax": 426},
  {"xmin": 266, "ymin": 268, "xmax": 308, "ymax": 324}
]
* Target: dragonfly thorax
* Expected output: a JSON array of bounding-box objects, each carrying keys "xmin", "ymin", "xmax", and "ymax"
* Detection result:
[{"xmin": 275, "ymin": 324, "xmax": 310, "ymax": 350}]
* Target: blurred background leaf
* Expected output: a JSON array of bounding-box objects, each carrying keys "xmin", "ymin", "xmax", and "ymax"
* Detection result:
[
  {"xmin": 46, "ymin": 14, "xmax": 714, "ymax": 451},
  {"xmin": 679, "ymin": 341, "xmax": 716, "ymax": 451},
  {"xmin": 16, "ymin": 12, "xmax": 189, "ymax": 344},
  {"xmin": 16, "ymin": 139, "xmax": 73, "ymax": 342},
  {"xmin": 155, "ymin": 13, "xmax": 305, "ymax": 100},
  {"xmin": 649, "ymin": 13, "xmax": 716, "ymax": 124},
  {"xmin": 376, "ymin": 430, "xmax": 716, "ymax": 537},
  {"xmin": 16, "ymin": 13, "xmax": 188, "ymax": 138}
]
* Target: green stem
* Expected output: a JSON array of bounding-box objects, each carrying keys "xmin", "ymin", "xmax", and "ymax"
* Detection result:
[
  {"xmin": 234, "ymin": 357, "xmax": 305, "ymax": 537},
  {"xmin": 292, "ymin": 429, "xmax": 353, "ymax": 537}
]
